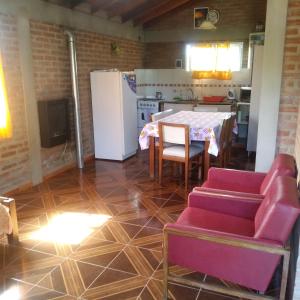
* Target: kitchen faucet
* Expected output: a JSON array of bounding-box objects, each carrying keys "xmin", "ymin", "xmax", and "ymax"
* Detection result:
[{"xmin": 186, "ymin": 88, "xmax": 194, "ymax": 100}]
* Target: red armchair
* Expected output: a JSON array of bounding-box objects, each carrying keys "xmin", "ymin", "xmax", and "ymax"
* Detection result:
[
  {"xmin": 194, "ymin": 154, "xmax": 296, "ymax": 200},
  {"xmin": 163, "ymin": 176, "xmax": 300, "ymax": 300}
]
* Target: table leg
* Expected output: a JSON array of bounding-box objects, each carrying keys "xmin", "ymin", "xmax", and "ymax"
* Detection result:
[
  {"xmin": 149, "ymin": 136, "xmax": 155, "ymax": 178},
  {"xmin": 203, "ymin": 140, "xmax": 210, "ymax": 181}
]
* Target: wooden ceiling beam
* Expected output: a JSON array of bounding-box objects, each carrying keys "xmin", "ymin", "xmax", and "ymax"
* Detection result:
[
  {"xmin": 90, "ymin": 0, "xmax": 119, "ymax": 14},
  {"xmin": 133, "ymin": 0, "xmax": 192, "ymax": 26},
  {"xmin": 107, "ymin": 0, "xmax": 146, "ymax": 19},
  {"xmin": 121, "ymin": 0, "xmax": 162, "ymax": 23},
  {"xmin": 69, "ymin": 0, "xmax": 86, "ymax": 9}
]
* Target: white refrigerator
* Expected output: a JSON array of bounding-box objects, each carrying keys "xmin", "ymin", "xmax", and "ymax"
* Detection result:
[{"xmin": 90, "ymin": 70, "xmax": 138, "ymax": 161}]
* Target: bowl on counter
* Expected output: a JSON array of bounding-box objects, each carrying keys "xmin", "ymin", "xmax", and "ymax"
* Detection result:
[{"xmin": 203, "ymin": 96, "xmax": 226, "ymax": 103}]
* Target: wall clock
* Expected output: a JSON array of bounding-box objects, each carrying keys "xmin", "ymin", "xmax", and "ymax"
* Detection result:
[{"xmin": 207, "ymin": 9, "xmax": 219, "ymax": 25}]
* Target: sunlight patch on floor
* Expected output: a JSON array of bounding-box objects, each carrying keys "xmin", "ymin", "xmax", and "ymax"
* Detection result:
[
  {"xmin": 30, "ymin": 212, "xmax": 111, "ymax": 245},
  {"xmin": 0, "ymin": 286, "xmax": 20, "ymax": 300}
]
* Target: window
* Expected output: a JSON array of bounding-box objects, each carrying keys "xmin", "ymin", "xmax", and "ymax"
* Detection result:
[
  {"xmin": 0, "ymin": 51, "xmax": 12, "ymax": 138},
  {"xmin": 185, "ymin": 42, "xmax": 243, "ymax": 79}
]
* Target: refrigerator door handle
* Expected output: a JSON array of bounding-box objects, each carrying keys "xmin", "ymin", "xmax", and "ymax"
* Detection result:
[{"xmin": 141, "ymin": 112, "xmax": 145, "ymax": 121}]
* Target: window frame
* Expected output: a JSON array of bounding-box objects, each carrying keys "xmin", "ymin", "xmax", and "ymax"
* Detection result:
[{"xmin": 185, "ymin": 42, "xmax": 244, "ymax": 73}]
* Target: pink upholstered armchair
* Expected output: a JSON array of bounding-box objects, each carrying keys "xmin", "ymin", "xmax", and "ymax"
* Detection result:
[
  {"xmin": 163, "ymin": 176, "xmax": 300, "ymax": 300},
  {"xmin": 194, "ymin": 154, "xmax": 296, "ymax": 200}
]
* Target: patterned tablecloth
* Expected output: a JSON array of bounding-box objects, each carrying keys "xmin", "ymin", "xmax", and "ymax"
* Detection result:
[{"xmin": 139, "ymin": 111, "xmax": 235, "ymax": 156}]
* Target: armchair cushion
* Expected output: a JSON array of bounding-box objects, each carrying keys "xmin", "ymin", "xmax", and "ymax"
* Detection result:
[
  {"xmin": 188, "ymin": 191, "xmax": 260, "ymax": 219},
  {"xmin": 166, "ymin": 222, "xmax": 280, "ymax": 292},
  {"xmin": 255, "ymin": 176, "xmax": 300, "ymax": 244},
  {"xmin": 202, "ymin": 167, "xmax": 266, "ymax": 194},
  {"xmin": 259, "ymin": 154, "xmax": 296, "ymax": 195},
  {"xmin": 177, "ymin": 207, "xmax": 254, "ymax": 237},
  {"xmin": 165, "ymin": 175, "xmax": 300, "ymax": 293},
  {"xmin": 195, "ymin": 153, "xmax": 296, "ymax": 198},
  {"xmin": 163, "ymin": 145, "xmax": 203, "ymax": 158}
]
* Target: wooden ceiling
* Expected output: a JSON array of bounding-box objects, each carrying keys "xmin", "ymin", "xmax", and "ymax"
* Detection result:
[{"xmin": 45, "ymin": 0, "xmax": 192, "ymax": 26}]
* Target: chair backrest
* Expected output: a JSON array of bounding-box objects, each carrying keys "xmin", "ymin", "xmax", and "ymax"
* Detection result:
[
  {"xmin": 158, "ymin": 122, "xmax": 189, "ymax": 145},
  {"xmin": 260, "ymin": 154, "xmax": 297, "ymax": 195},
  {"xmin": 254, "ymin": 176, "xmax": 300, "ymax": 244},
  {"xmin": 225, "ymin": 115, "xmax": 235, "ymax": 145},
  {"xmin": 151, "ymin": 109, "xmax": 174, "ymax": 122},
  {"xmin": 193, "ymin": 106, "xmax": 218, "ymax": 112},
  {"xmin": 219, "ymin": 118, "xmax": 230, "ymax": 150}
]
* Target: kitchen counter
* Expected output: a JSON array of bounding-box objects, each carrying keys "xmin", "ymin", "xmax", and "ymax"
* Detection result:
[
  {"xmin": 160, "ymin": 99, "xmax": 235, "ymax": 113},
  {"xmin": 160, "ymin": 99, "xmax": 234, "ymax": 105}
]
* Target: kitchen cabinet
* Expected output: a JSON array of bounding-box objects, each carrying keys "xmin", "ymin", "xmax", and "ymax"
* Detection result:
[
  {"xmin": 162, "ymin": 102, "xmax": 233, "ymax": 113},
  {"xmin": 163, "ymin": 102, "xmax": 194, "ymax": 113},
  {"xmin": 194, "ymin": 104, "xmax": 233, "ymax": 112}
]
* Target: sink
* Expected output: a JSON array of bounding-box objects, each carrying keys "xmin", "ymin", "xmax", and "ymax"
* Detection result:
[{"xmin": 173, "ymin": 96, "xmax": 183, "ymax": 101}]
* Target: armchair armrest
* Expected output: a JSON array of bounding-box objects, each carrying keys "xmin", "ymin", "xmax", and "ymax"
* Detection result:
[
  {"xmin": 163, "ymin": 223, "xmax": 290, "ymax": 299},
  {"xmin": 188, "ymin": 191, "xmax": 261, "ymax": 219},
  {"xmin": 164, "ymin": 223, "xmax": 286, "ymax": 255},
  {"xmin": 203, "ymin": 168, "xmax": 267, "ymax": 194}
]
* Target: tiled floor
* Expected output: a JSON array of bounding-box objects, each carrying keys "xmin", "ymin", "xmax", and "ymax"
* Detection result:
[{"xmin": 0, "ymin": 148, "xmax": 257, "ymax": 300}]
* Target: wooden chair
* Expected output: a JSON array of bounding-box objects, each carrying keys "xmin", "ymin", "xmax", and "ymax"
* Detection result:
[
  {"xmin": 213, "ymin": 118, "xmax": 230, "ymax": 168},
  {"xmin": 151, "ymin": 109, "xmax": 174, "ymax": 175},
  {"xmin": 151, "ymin": 109, "xmax": 174, "ymax": 122},
  {"xmin": 0, "ymin": 196, "xmax": 19, "ymax": 244},
  {"xmin": 158, "ymin": 122, "xmax": 203, "ymax": 191},
  {"xmin": 224, "ymin": 115, "xmax": 235, "ymax": 166}
]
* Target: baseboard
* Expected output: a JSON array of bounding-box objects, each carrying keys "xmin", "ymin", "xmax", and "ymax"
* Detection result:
[
  {"xmin": 43, "ymin": 154, "xmax": 95, "ymax": 180},
  {"xmin": 5, "ymin": 182, "xmax": 33, "ymax": 196},
  {"xmin": 5, "ymin": 154, "xmax": 95, "ymax": 195}
]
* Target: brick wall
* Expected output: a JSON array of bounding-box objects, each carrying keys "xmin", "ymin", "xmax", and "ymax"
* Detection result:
[
  {"xmin": 30, "ymin": 20, "xmax": 144, "ymax": 175},
  {"xmin": 144, "ymin": 0, "xmax": 266, "ymax": 69},
  {"xmin": 0, "ymin": 14, "xmax": 30, "ymax": 194},
  {"xmin": 30, "ymin": 21, "xmax": 74, "ymax": 175},
  {"xmin": 276, "ymin": 0, "xmax": 300, "ymax": 155},
  {"xmin": 144, "ymin": 40, "xmax": 249, "ymax": 69}
]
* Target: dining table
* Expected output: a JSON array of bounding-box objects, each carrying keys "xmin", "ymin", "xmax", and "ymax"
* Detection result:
[{"xmin": 138, "ymin": 110, "xmax": 236, "ymax": 181}]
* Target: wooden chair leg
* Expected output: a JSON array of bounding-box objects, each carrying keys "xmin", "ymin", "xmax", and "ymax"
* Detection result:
[
  {"xmin": 228, "ymin": 144, "xmax": 232, "ymax": 164},
  {"xmin": 172, "ymin": 162, "xmax": 177, "ymax": 177},
  {"xmin": 185, "ymin": 161, "xmax": 189, "ymax": 191},
  {"xmin": 223, "ymin": 150, "xmax": 228, "ymax": 167},
  {"xmin": 159, "ymin": 158, "xmax": 163, "ymax": 185},
  {"xmin": 219, "ymin": 152, "xmax": 224, "ymax": 168},
  {"xmin": 198, "ymin": 154, "xmax": 202, "ymax": 180}
]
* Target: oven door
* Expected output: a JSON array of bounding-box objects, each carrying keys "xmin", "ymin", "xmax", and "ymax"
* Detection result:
[{"xmin": 137, "ymin": 108, "xmax": 156, "ymax": 127}]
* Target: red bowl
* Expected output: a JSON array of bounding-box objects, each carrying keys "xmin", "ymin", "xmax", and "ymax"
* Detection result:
[{"xmin": 203, "ymin": 96, "xmax": 226, "ymax": 103}]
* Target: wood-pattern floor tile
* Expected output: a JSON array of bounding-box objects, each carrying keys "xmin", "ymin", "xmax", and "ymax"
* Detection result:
[
  {"xmin": 37, "ymin": 259, "xmax": 104, "ymax": 297},
  {"xmin": 0, "ymin": 149, "xmax": 255, "ymax": 300},
  {"xmin": 70, "ymin": 239, "xmax": 124, "ymax": 267},
  {"xmin": 109, "ymin": 245, "xmax": 162, "ymax": 277},
  {"xmin": 3, "ymin": 249, "xmax": 65, "ymax": 286},
  {"xmin": 130, "ymin": 226, "xmax": 162, "ymax": 252},
  {"xmin": 22, "ymin": 285, "xmax": 65, "ymax": 300},
  {"xmin": 82, "ymin": 268, "xmax": 148, "ymax": 300}
]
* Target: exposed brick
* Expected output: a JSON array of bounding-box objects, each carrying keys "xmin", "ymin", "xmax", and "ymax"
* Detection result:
[
  {"xmin": 277, "ymin": 0, "xmax": 300, "ymax": 157},
  {"xmin": 0, "ymin": 13, "xmax": 30, "ymax": 194},
  {"xmin": 30, "ymin": 20, "xmax": 144, "ymax": 175}
]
